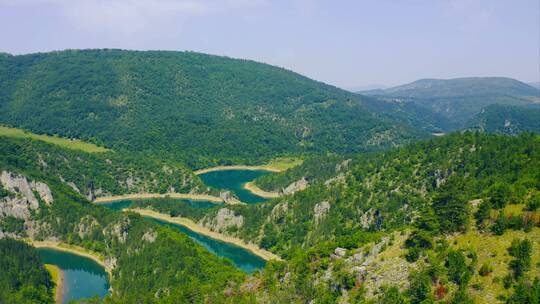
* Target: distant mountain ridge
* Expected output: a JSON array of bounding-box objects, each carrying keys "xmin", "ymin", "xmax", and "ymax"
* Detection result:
[
  {"xmin": 467, "ymin": 104, "xmax": 540, "ymax": 135},
  {"xmin": 363, "ymin": 77, "xmax": 538, "ymax": 98},
  {"xmin": 360, "ymin": 77, "xmax": 539, "ymax": 129}
]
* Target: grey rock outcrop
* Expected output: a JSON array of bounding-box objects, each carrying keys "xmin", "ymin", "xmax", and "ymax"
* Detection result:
[
  {"xmin": 313, "ymin": 201, "xmax": 330, "ymax": 222},
  {"xmin": 202, "ymin": 208, "xmax": 243, "ymax": 233},
  {"xmin": 282, "ymin": 177, "xmax": 309, "ymax": 195}
]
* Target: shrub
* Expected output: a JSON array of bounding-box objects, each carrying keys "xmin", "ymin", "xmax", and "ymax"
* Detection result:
[{"xmin": 479, "ymin": 263, "xmax": 493, "ymax": 276}]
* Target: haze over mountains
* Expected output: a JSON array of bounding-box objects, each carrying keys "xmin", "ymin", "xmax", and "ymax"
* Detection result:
[{"xmin": 361, "ymin": 77, "xmax": 540, "ymax": 130}]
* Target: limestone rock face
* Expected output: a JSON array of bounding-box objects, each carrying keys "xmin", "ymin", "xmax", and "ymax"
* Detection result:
[
  {"xmin": 0, "ymin": 171, "xmax": 54, "ymax": 220},
  {"xmin": 103, "ymin": 217, "xmax": 131, "ymax": 244},
  {"xmin": 203, "ymin": 208, "xmax": 243, "ymax": 233},
  {"xmin": 219, "ymin": 191, "xmax": 241, "ymax": 204},
  {"xmin": 282, "ymin": 177, "xmax": 309, "ymax": 195},
  {"xmin": 142, "ymin": 229, "xmax": 157, "ymax": 243},
  {"xmin": 76, "ymin": 215, "xmax": 100, "ymax": 239},
  {"xmin": 313, "ymin": 201, "xmax": 330, "ymax": 222}
]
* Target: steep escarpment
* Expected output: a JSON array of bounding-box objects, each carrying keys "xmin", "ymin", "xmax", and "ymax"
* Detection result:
[{"xmin": 0, "ymin": 49, "xmax": 425, "ymax": 167}]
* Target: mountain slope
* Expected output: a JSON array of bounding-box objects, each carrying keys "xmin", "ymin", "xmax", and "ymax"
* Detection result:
[
  {"xmin": 361, "ymin": 77, "xmax": 539, "ymax": 129},
  {"xmin": 0, "ymin": 50, "xmax": 424, "ymax": 168},
  {"xmin": 128, "ymin": 132, "xmax": 540, "ymax": 302},
  {"xmin": 468, "ymin": 104, "xmax": 540, "ymax": 135}
]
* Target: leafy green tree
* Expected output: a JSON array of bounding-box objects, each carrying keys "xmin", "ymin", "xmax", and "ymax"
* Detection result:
[
  {"xmin": 446, "ymin": 250, "xmax": 472, "ymax": 286},
  {"xmin": 508, "ymin": 239, "xmax": 532, "ymax": 278},
  {"xmin": 450, "ymin": 287, "xmax": 473, "ymax": 304},
  {"xmin": 408, "ymin": 271, "xmax": 433, "ymax": 304},
  {"xmin": 525, "ymin": 191, "xmax": 540, "ymax": 211},
  {"xmin": 488, "ymin": 182, "xmax": 512, "ymax": 209},
  {"xmin": 474, "ymin": 200, "xmax": 492, "ymax": 227},
  {"xmin": 379, "ymin": 286, "xmax": 407, "ymax": 304},
  {"xmin": 0, "ymin": 239, "xmax": 54, "ymax": 304},
  {"xmin": 506, "ymin": 277, "xmax": 540, "ymax": 304},
  {"xmin": 432, "ymin": 180, "xmax": 470, "ymax": 233}
]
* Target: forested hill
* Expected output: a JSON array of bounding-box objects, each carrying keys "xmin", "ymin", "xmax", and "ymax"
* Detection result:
[
  {"xmin": 0, "ymin": 50, "xmax": 423, "ymax": 168},
  {"xmin": 361, "ymin": 77, "xmax": 539, "ymax": 129},
  {"xmin": 467, "ymin": 104, "xmax": 540, "ymax": 135}
]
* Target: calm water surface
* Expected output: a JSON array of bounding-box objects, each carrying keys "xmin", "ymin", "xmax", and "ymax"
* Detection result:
[
  {"xmin": 199, "ymin": 169, "xmax": 272, "ymax": 203},
  {"xmin": 38, "ymin": 248, "xmax": 109, "ymax": 304}
]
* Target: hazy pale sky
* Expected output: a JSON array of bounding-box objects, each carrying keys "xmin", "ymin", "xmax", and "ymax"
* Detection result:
[{"xmin": 1, "ymin": 0, "xmax": 539, "ymax": 89}]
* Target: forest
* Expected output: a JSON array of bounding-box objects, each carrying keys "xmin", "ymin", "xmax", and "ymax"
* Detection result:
[
  {"xmin": 0, "ymin": 50, "xmax": 424, "ymax": 168},
  {"xmin": 0, "ymin": 239, "xmax": 55, "ymax": 303}
]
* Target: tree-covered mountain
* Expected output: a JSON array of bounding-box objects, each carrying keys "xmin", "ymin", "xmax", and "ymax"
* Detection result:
[
  {"xmin": 361, "ymin": 77, "xmax": 540, "ymax": 129},
  {"xmin": 0, "ymin": 50, "xmax": 424, "ymax": 168},
  {"xmin": 468, "ymin": 104, "xmax": 540, "ymax": 135}
]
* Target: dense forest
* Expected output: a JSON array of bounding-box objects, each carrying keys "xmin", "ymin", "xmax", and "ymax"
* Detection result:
[
  {"xmin": 0, "ymin": 50, "xmax": 425, "ymax": 168},
  {"xmin": 0, "ymin": 239, "xmax": 55, "ymax": 303}
]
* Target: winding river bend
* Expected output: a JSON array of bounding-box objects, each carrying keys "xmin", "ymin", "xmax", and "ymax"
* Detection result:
[
  {"xmin": 198, "ymin": 169, "xmax": 273, "ymax": 203},
  {"xmin": 37, "ymin": 248, "xmax": 109, "ymax": 304},
  {"xmin": 100, "ymin": 198, "xmax": 267, "ymax": 273}
]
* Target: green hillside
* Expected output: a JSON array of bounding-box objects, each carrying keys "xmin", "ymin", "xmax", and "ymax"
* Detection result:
[
  {"xmin": 362, "ymin": 77, "xmax": 540, "ymax": 129},
  {"xmin": 127, "ymin": 132, "xmax": 540, "ymax": 302},
  {"xmin": 467, "ymin": 104, "xmax": 540, "ymax": 135},
  {"xmin": 0, "ymin": 49, "xmax": 424, "ymax": 168}
]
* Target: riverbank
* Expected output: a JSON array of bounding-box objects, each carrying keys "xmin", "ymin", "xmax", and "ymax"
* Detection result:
[
  {"xmin": 127, "ymin": 208, "xmax": 282, "ymax": 261},
  {"xmin": 93, "ymin": 193, "xmax": 223, "ymax": 204},
  {"xmin": 45, "ymin": 264, "xmax": 64, "ymax": 304},
  {"xmin": 31, "ymin": 241, "xmax": 112, "ymax": 280},
  {"xmin": 243, "ymin": 182, "xmax": 280, "ymax": 199},
  {"xmin": 194, "ymin": 165, "xmax": 282, "ymax": 175}
]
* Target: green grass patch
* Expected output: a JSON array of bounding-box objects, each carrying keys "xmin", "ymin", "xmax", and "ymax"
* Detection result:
[
  {"xmin": 0, "ymin": 126, "xmax": 110, "ymax": 153},
  {"xmin": 451, "ymin": 227, "xmax": 540, "ymax": 303},
  {"xmin": 267, "ymin": 157, "xmax": 303, "ymax": 171}
]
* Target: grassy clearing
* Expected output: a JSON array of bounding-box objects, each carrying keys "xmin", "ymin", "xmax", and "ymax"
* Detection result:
[
  {"xmin": 451, "ymin": 227, "xmax": 540, "ymax": 303},
  {"xmin": 0, "ymin": 125, "xmax": 110, "ymax": 153},
  {"xmin": 266, "ymin": 157, "xmax": 303, "ymax": 171}
]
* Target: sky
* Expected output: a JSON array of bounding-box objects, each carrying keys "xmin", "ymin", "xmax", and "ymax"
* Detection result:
[{"xmin": 1, "ymin": 0, "xmax": 539, "ymax": 89}]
